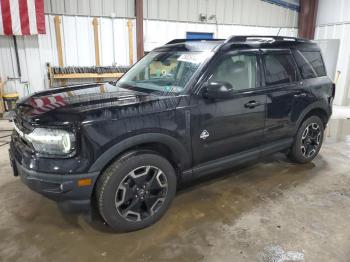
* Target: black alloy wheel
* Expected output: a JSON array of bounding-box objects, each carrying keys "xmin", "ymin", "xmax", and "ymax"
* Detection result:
[
  {"xmin": 287, "ymin": 115, "xmax": 324, "ymax": 163},
  {"xmin": 300, "ymin": 122, "xmax": 322, "ymax": 158},
  {"xmin": 96, "ymin": 151, "xmax": 177, "ymax": 232},
  {"xmin": 115, "ymin": 165, "xmax": 168, "ymax": 222}
]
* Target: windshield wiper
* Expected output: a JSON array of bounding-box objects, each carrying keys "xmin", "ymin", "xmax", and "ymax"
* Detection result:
[
  {"xmin": 119, "ymin": 82, "xmax": 137, "ymax": 89},
  {"xmin": 118, "ymin": 82, "xmax": 157, "ymax": 94}
]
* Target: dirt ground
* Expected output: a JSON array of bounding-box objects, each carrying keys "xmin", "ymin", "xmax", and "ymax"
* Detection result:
[{"xmin": 1, "ymin": 119, "xmax": 350, "ymax": 262}]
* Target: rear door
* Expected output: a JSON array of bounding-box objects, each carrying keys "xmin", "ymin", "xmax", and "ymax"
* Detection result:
[{"xmin": 261, "ymin": 49, "xmax": 307, "ymax": 144}]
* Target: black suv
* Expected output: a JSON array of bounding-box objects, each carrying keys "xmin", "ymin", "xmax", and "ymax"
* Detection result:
[{"xmin": 9, "ymin": 36, "xmax": 334, "ymax": 231}]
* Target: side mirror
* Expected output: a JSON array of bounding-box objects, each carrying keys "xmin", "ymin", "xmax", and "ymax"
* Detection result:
[{"xmin": 202, "ymin": 81, "xmax": 234, "ymax": 100}]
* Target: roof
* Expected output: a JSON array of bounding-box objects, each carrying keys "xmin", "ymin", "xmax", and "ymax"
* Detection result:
[
  {"xmin": 154, "ymin": 36, "xmax": 319, "ymax": 52},
  {"xmin": 154, "ymin": 39, "xmax": 225, "ymax": 52}
]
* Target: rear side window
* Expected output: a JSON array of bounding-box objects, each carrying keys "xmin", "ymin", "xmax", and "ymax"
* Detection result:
[
  {"xmin": 293, "ymin": 50, "xmax": 327, "ymax": 79},
  {"xmin": 263, "ymin": 54, "xmax": 298, "ymax": 86}
]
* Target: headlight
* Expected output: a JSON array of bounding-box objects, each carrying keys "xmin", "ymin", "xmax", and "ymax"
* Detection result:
[{"xmin": 25, "ymin": 128, "xmax": 76, "ymax": 156}]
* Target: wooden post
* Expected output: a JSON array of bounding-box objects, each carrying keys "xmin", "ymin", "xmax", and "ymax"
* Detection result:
[
  {"xmin": 92, "ymin": 17, "xmax": 105, "ymax": 93},
  {"xmin": 54, "ymin": 16, "xmax": 68, "ymax": 88},
  {"xmin": 0, "ymin": 78, "xmax": 5, "ymax": 114},
  {"xmin": 135, "ymin": 0, "xmax": 144, "ymax": 60},
  {"xmin": 127, "ymin": 20, "xmax": 134, "ymax": 65},
  {"xmin": 92, "ymin": 17, "xmax": 101, "ymax": 66},
  {"xmin": 54, "ymin": 16, "xmax": 64, "ymax": 67}
]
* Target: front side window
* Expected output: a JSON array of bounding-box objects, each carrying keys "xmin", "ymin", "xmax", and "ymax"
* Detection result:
[
  {"xmin": 264, "ymin": 54, "xmax": 297, "ymax": 86},
  {"xmin": 293, "ymin": 50, "xmax": 327, "ymax": 79},
  {"xmin": 209, "ymin": 54, "xmax": 258, "ymax": 90},
  {"xmin": 117, "ymin": 51, "xmax": 212, "ymax": 93}
]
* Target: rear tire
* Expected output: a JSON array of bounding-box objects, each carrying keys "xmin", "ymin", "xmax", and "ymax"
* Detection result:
[
  {"xmin": 288, "ymin": 116, "xmax": 324, "ymax": 163},
  {"xmin": 95, "ymin": 151, "xmax": 177, "ymax": 232}
]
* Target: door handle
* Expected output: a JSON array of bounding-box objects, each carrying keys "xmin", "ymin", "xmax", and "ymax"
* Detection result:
[
  {"xmin": 294, "ymin": 92, "xmax": 307, "ymax": 98},
  {"xmin": 244, "ymin": 100, "xmax": 262, "ymax": 108}
]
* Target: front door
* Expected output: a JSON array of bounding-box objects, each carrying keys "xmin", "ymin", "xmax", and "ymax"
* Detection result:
[{"xmin": 191, "ymin": 51, "xmax": 267, "ymax": 166}]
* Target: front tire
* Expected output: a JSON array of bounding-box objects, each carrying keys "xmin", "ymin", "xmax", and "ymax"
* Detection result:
[
  {"xmin": 288, "ymin": 116, "xmax": 324, "ymax": 163},
  {"xmin": 95, "ymin": 151, "xmax": 177, "ymax": 232}
]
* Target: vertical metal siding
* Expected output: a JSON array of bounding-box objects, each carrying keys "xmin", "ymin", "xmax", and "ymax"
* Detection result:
[
  {"xmin": 101, "ymin": 0, "xmax": 115, "ymax": 17},
  {"xmin": 0, "ymin": 37, "xmax": 17, "ymax": 94},
  {"xmin": 64, "ymin": 0, "xmax": 78, "ymax": 15},
  {"xmin": 158, "ymin": 0, "xmax": 169, "ymax": 20},
  {"xmin": 187, "ymin": 0, "xmax": 198, "ymax": 22},
  {"xmin": 215, "ymin": 0, "xmax": 225, "ymax": 24},
  {"xmin": 76, "ymin": 0, "xmax": 91, "ymax": 16},
  {"xmin": 317, "ymin": 0, "xmax": 350, "ymax": 26},
  {"xmin": 178, "ymin": 0, "xmax": 189, "ymax": 21},
  {"xmin": 315, "ymin": 23, "xmax": 350, "ymax": 105},
  {"xmin": 207, "ymin": 0, "xmax": 217, "ymax": 19},
  {"xmin": 223, "ymin": 0, "xmax": 234, "ymax": 24},
  {"xmin": 316, "ymin": 0, "xmax": 350, "ymax": 105},
  {"xmin": 50, "ymin": 0, "xmax": 65, "ymax": 14},
  {"xmin": 198, "ymin": 0, "xmax": 207, "ymax": 17},
  {"xmin": 147, "ymin": 0, "xmax": 159, "ymax": 19},
  {"xmin": 143, "ymin": 0, "xmax": 148, "ymax": 19},
  {"xmin": 44, "ymin": 0, "xmax": 51, "ymax": 13},
  {"xmin": 0, "ymin": 0, "xmax": 300, "ymax": 96},
  {"xmin": 75, "ymin": 17, "xmax": 94, "ymax": 65},
  {"xmin": 168, "ymin": 0, "xmax": 179, "ymax": 21},
  {"xmin": 89, "ymin": 0, "xmax": 103, "ymax": 17},
  {"xmin": 62, "ymin": 16, "xmax": 78, "ymax": 66},
  {"xmin": 115, "ymin": 0, "xmax": 127, "ymax": 17},
  {"xmin": 100, "ymin": 18, "xmax": 115, "ymax": 65},
  {"xmin": 43, "ymin": 0, "xmax": 298, "ymax": 28},
  {"xmin": 126, "ymin": 0, "xmax": 135, "ymax": 17},
  {"xmin": 242, "ymin": 0, "xmax": 257, "ymax": 25}
]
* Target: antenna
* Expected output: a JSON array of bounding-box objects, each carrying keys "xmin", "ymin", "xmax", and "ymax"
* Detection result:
[{"xmin": 277, "ymin": 28, "xmax": 281, "ymax": 36}]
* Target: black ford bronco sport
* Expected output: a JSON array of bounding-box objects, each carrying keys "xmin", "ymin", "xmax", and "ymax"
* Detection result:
[{"xmin": 9, "ymin": 36, "xmax": 334, "ymax": 231}]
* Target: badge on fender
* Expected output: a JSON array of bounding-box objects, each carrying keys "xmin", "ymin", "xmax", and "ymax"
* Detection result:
[{"xmin": 200, "ymin": 130, "xmax": 209, "ymax": 140}]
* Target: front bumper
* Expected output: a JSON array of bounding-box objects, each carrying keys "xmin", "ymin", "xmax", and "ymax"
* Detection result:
[{"xmin": 9, "ymin": 147, "xmax": 99, "ymax": 212}]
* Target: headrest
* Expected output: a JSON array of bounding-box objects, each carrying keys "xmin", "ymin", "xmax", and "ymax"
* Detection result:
[{"xmin": 231, "ymin": 61, "xmax": 246, "ymax": 72}]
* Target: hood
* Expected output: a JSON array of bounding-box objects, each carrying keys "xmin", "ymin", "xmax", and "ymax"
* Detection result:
[{"xmin": 16, "ymin": 82, "xmax": 182, "ymax": 125}]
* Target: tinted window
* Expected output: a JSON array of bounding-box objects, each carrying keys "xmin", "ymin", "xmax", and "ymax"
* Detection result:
[
  {"xmin": 118, "ymin": 51, "xmax": 213, "ymax": 93},
  {"xmin": 210, "ymin": 54, "xmax": 258, "ymax": 90},
  {"xmin": 293, "ymin": 50, "xmax": 326, "ymax": 78},
  {"xmin": 264, "ymin": 54, "xmax": 297, "ymax": 85}
]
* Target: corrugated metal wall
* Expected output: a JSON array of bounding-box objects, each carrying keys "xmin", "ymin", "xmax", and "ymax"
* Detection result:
[
  {"xmin": 0, "ymin": 16, "xmax": 136, "ymax": 96},
  {"xmin": 315, "ymin": 0, "xmax": 350, "ymax": 106},
  {"xmin": 0, "ymin": 15, "xmax": 297, "ymax": 96},
  {"xmin": 144, "ymin": 20, "xmax": 297, "ymax": 50},
  {"xmin": 316, "ymin": 0, "xmax": 350, "ymax": 26},
  {"xmin": 44, "ymin": 0, "xmax": 135, "ymax": 17},
  {"xmin": 44, "ymin": 0, "xmax": 298, "ymax": 28},
  {"xmin": 0, "ymin": 0, "xmax": 299, "ymax": 96}
]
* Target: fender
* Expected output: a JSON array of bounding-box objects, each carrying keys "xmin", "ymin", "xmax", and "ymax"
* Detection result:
[
  {"xmin": 88, "ymin": 133, "xmax": 191, "ymax": 173},
  {"xmin": 294, "ymin": 101, "xmax": 331, "ymax": 132}
]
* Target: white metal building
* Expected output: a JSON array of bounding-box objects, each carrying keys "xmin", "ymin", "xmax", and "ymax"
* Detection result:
[
  {"xmin": 0, "ymin": 0, "xmax": 299, "ymax": 96},
  {"xmin": 315, "ymin": 0, "xmax": 350, "ymax": 106}
]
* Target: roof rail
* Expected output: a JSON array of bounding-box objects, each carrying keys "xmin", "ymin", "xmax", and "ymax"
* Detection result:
[
  {"xmin": 225, "ymin": 35, "xmax": 311, "ymax": 43},
  {"xmin": 166, "ymin": 38, "xmax": 225, "ymax": 45}
]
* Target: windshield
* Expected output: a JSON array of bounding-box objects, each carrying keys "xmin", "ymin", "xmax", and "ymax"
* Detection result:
[{"xmin": 117, "ymin": 51, "xmax": 213, "ymax": 93}]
